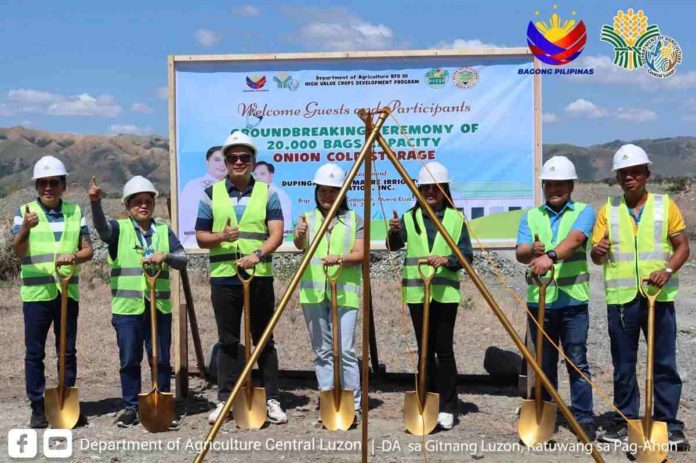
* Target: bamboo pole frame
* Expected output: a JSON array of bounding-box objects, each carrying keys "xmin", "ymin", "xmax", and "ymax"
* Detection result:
[{"xmin": 193, "ymin": 108, "xmax": 603, "ymax": 463}]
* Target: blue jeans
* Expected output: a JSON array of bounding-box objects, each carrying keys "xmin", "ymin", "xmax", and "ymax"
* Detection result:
[
  {"xmin": 112, "ymin": 305, "xmax": 172, "ymax": 409},
  {"xmin": 302, "ymin": 301, "xmax": 361, "ymax": 407},
  {"xmin": 527, "ymin": 304, "xmax": 594, "ymax": 424},
  {"xmin": 607, "ymin": 296, "xmax": 683, "ymax": 431},
  {"xmin": 23, "ymin": 297, "xmax": 79, "ymax": 404}
]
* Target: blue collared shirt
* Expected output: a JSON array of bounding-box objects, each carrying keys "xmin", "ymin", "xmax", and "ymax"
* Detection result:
[{"xmin": 517, "ymin": 201, "xmax": 595, "ymax": 310}]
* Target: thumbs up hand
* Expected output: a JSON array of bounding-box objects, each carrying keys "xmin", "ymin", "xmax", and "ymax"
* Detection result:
[
  {"xmin": 88, "ymin": 176, "xmax": 102, "ymax": 202},
  {"xmin": 220, "ymin": 217, "xmax": 239, "ymax": 242},
  {"xmin": 295, "ymin": 215, "xmax": 308, "ymax": 240},
  {"xmin": 532, "ymin": 233, "xmax": 546, "ymax": 257},
  {"xmin": 593, "ymin": 230, "xmax": 611, "ymax": 257},
  {"xmin": 389, "ymin": 209, "xmax": 401, "ymax": 233},
  {"xmin": 22, "ymin": 205, "xmax": 39, "ymax": 231}
]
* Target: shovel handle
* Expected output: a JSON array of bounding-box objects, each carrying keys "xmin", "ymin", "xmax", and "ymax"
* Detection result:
[
  {"xmin": 416, "ymin": 259, "xmax": 435, "ymax": 286},
  {"xmin": 530, "ymin": 265, "xmax": 555, "ymax": 290},
  {"xmin": 322, "ymin": 259, "xmax": 343, "ymax": 282},
  {"xmin": 638, "ymin": 276, "xmax": 662, "ymax": 304},
  {"xmin": 235, "ymin": 261, "xmax": 256, "ymax": 284},
  {"xmin": 142, "ymin": 261, "xmax": 162, "ymax": 286},
  {"xmin": 416, "ymin": 259, "xmax": 435, "ymax": 406},
  {"xmin": 55, "ymin": 261, "xmax": 76, "ymax": 290}
]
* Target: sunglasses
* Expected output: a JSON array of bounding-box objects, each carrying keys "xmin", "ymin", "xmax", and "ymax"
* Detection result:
[
  {"xmin": 36, "ymin": 179, "xmax": 62, "ymax": 188},
  {"xmin": 225, "ymin": 154, "xmax": 253, "ymax": 164},
  {"xmin": 129, "ymin": 199, "xmax": 155, "ymax": 208}
]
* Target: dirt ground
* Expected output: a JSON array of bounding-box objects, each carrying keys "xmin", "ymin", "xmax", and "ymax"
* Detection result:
[{"xmin": 1, "ymin": 181, "xmax": 695, "ymax": 462}]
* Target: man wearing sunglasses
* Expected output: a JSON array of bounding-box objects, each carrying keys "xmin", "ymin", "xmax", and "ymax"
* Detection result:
[
  {"xmin": 195, "ymin": 131, "xmax": 287, "ymax": 425},
  {"xmin": 12, "ymin": 155, "xmax": 93, "ymax": 428}
]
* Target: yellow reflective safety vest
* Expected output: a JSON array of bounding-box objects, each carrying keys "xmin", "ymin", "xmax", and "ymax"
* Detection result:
[
  {"xmin": 109, "ymin": 219, "xmax": 172, "ymax": 315},
  {"xmin": 20, "ymin": 200, "xmax": 81, "ymax": 302},
  {"xmin": 299, "ymin": 209, "xmax": 361, "ymax": 308},
  {"xmin": 403, "ymin": 208, "xmax": 463, "ymax": 304},
  {"xmin": 526, "ymin": 203, "xmax": 590, "ymax": 304},
  {"xmin": 209, "ymin": 180, "xmax": 272, "ymax": 277},
  {"xmin": 604, "ymin": 193, "xmax": 678, "ymax": 304}
]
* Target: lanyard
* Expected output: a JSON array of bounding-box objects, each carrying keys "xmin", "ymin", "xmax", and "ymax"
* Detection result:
[{"xmin": 133, "ymin": 219, "xmax": 159, "ymax": 257}]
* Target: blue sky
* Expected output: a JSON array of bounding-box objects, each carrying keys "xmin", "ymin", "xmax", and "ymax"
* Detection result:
[{"xmin": 0, "ymin": 0, "xmax": 694, "ymax": 145}]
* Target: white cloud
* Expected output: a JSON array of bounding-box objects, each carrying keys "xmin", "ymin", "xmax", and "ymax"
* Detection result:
[
  {"xmin": 195, "ymin": 29, "xmax": 222, "ymax": 48},
  {"xmin": 20, "ymin": 120, "xmax": 33, "ymax": 126},
  {"xmin": 0, "ymin": 103, "xmax": 13, "ymax": 116},
  {"xmin": 565, "ymin": 98, "xmax": 608, "ymax": 119},
  {"xmin": 564, "ymin": 98, "xmax": 657, "ymax": 123},
  {"xmin": 294, "ymin": 8, "xmax": 394, "ymax": 51},
  {"xmin": 542, "ymin": 113, "xmax": 559, "ymax": 123},
  {"xmin": 432, "ymin": 38, "xmax": 502, "ymax": 49},
  {"xmin": 131, "ymin": 102, "xmax": 154, "ymax": 113},
  {"xmin": 615, "ymin": 107, "xmax": 657, "ymax": 122},
  {"xmin": 233, "ymin": 5, "xmax": 260, "ymax": 16},
  {"xmin": 155, "ymin": 86, "xmax": 168, "ymax": 101},
  {"xmin": 566, "ymin": 55, "xmax": 696, "ymax": 90},
  {"xmin": 47, "ymin": 94, "xmax": 121, "ymax": 117},
  {"xmin": 8, "ymin": 88, "xmax": 62, "ymax": 105},
  {"xmin": 107, "ymin": 124, "xmax": 154, "ymax": 136},
  {"xmin": 4, "ymin": 89, "xmax": 121, "ymax": 117}
]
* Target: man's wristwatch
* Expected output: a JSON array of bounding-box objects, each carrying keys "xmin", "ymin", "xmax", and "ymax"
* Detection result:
[
  {"xmin": 546, "ymin": 250, "xmax": 558, "ymax": 263},
  {"xmin": 254, "ymin": 249, "xmax": 265, "ymax": 259},
  {"xmin": 665, "ymin": 267, "xmax": 673, "ymax": 274}
]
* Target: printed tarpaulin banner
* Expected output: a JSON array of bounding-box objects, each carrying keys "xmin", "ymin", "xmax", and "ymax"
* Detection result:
[{"xmin": 173, "ymin": 53, "xmax": 536, "ymax": 250}]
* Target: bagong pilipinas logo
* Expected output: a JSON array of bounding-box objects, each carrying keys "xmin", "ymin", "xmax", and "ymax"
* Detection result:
[
  {"xmin": 452, "ymin": 67, "xmax": 478, "ymax": 89},
  {"xmin": 245, "ymin": 75, "xmax": 267, "ymax": 89},
  {"xmin": 526, "ymin": 5, "xmax": 587, "ymax": 65},
  {"xmin": 425, "ymin": 68, "xmax": 449, "ymax": 89},
  {"xmin": 600, "ymin": 9, "xmax": 660, "ymax": 70},
  {"xmin": 642, "ymin": 35, "xmax": 683, "ymax": 79}
]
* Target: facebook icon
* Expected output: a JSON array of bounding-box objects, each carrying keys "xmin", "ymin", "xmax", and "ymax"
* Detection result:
[{"xmin": 8, "ymin": 429, "xmax": 38, "ymax": 458}]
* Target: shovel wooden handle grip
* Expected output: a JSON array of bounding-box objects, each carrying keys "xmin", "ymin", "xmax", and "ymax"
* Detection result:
[
  {"xmin": 639, "ymin": 276, "xmax": 662, "ymax": 303},
  {"xmin": 530, "ymin": 265, "xmax": 555, "ymax": 290}
]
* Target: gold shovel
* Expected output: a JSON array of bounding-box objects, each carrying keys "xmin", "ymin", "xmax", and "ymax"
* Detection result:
[
  {"xmin": 232, "ymin": 263, "xmax": 267, "ymax": 429},
  {"xmin": 403, "ymin": 260, "xmax": 439, "ymax": 436},
  {"xmin": 45, "ymin": 262, "xmax": 80, "ymax": 429},
  {"xmin": 627, "ymin": 277, "xmax": 669, "ymax": 463},
  {"xmin": 138, "ymin": 263, "xmax": 175, "ymax": 433},
  {"xmin": 319, "ymin": 261, "xmax": 356, "ymax": 431},
  {"xmin": 519, "ymin": 267, "xmax": 557, "ymax": 446}
]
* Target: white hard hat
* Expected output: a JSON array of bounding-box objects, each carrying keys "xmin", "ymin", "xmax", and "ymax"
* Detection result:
[
  {"xmin": 612, "ymin": 144, "xmax": 652, "ymax": 171},
  {"xmin": 222, "ymin": 131, "xmax": 256, "ymax": 155},
  {"xmin": 313, "ymin": 163, "xmax": 346, "ymax": 187},
  {"xmin": 417, "ymin": 162, "xmax": 450, "ymax": 185},
  {"xmin": 540, "ymin": 156, "xmax": 578, "ymax": 180},
  {"xmin": 32, "ymin": 155, "xmax": 68, "ymax": 180},
  {"xmin": 122, "ymin": 175, "xmax": 158, "ymax": 203}
]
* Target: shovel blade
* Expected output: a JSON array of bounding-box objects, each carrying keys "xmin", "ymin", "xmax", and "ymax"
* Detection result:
[
  {"xmin": 138, "ymin": 390, "xmax": 175, "ymax": 433},
  {"xmin": 627, "ymin": 419, "xmax": 669, "ymax": 463},
  {"xmin": 518, "ymin": 399, "xmax": 557, "ymax": 446},
  {"xmin": 320, "ymin": 389, "xmax": 355, "ymax": 431},
  {"xmin": 403, "ymin": 391, "xmax": 439, "ymax": 436},
  {"xmin": 45, "ymin": 387, "xmax": 80, "ymax": 429},
  {"xmin": 232, "ymin": 387, "xmax": 267, "ymax": 430}
]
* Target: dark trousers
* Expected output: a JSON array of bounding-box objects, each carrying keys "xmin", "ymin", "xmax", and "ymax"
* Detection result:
[
  {"xmin": 527, "ymin": 304, "xmax": 594, "ymax": 423},
  {"xmin": 211, "ymin": 278, "xmax": 279, "ymax": 402},
  {"xmin": 112, "ymin": 305, "xmax": 172, "ymax": 409},
  {"xmin": 23, "ymin": 296, "xmax": 79, "ymax": 404},
  {"xmin": 408, "ymin": 301, "xmax": 458, "ymax": 414},
  {"xmin": 607, "ymin": 296, "xmax": 683, "ymax": 431}
]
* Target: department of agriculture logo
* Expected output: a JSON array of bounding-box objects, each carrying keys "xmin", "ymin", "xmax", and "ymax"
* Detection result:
[
  {"xmin": 273, "ymin": 72, "xmax": 300, "ymax": 91},
  {"xmin": 526, "ymin": 5, "xmax": 587, "ymax": 65},
  {"xmin": 452, "ymin": 67, "xmax": 478, "ymax": 89},
  {"xmin": 600, "ymin": 9, "xmax": 660, "ymax": 70},
  {"xmin": 642, "ymin": 35, "xmax": 682, "ymax": 79},
  {"xmin": 425, "ymin": 68, "xmax": 449, "ymax": 89},
  {"xmin": 245, "ymin": 75, "xmax": 267, "ymax": 89}
]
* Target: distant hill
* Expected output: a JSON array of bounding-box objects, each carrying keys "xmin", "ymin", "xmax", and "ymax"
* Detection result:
[
  {"xmin": 0, "ymin": 127, "xmax": 169, "ymax": 198},
  {"xmin": 1, "ymin": 127, "xmax": 694, "ymax": 197},
  {"xmin": 544, "ymin": 137, "xmax": 696, "ymax": 181}
]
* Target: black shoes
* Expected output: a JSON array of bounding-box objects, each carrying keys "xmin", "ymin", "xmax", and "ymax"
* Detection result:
[
  {"xmin": 116, "ymin": 408, "xmax": 139, "ymax": 428},
  {"xmin": 576, "ymin": 422, "xmax": 597, "ymax": 441},
  {"xmin": 598, "ymin": 422, "xmax": 628, "ymax": 444},
  {"xmin": 668, "ymin": 430, "xmax": 690, "ymax": 451},
  {"xmin": 30, "ymin": 401, "xmax": 48, "ymax": 429}
]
